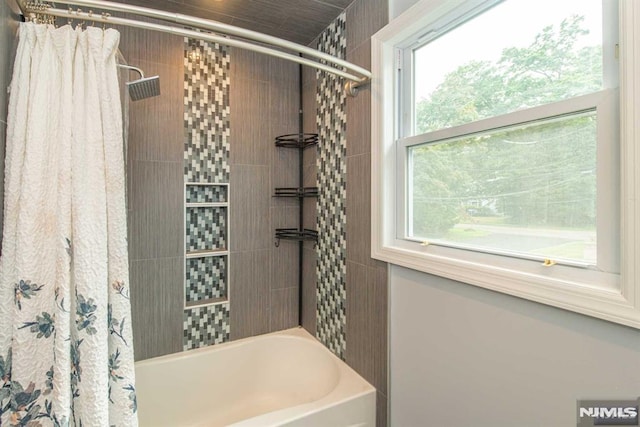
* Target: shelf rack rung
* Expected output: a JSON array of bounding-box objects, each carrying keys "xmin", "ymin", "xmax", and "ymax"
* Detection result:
[
  {"xmin": 274, "ymin": 228, "xmax": 318, "ymax": 244},
  {"xmin": 274, "ymin": 133, "xmax": 319, "ymax": 149},
  {"xmin": 273, "ymin": 187, "xmax": 319, "ymax": 198},
  {"xmin": 186, "ymin": 249, "xmax": 229, "ymax": 259}
]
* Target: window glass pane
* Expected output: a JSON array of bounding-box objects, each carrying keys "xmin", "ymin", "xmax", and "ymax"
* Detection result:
[
  {"xmin": 414, "ymin": 0, "xmax": 603, "ymax": 134},
  {"xmin": 408, "ymin": 112, "xmax": 596, "ymax": 264}
]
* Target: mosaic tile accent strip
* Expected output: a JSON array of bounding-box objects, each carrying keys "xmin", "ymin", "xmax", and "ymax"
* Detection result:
[
  {"xmin": 186, "ymin": 256, "xmax": 227, "ymax": 303},
  {"xmin": 183, "ymin": 303, "xmax": 230, "ymax": 350},
  {"xmin": 315, "ymin": 12, "xmax": 347, "ymax": 360},
  {"xmin": 186, "ymin": 184, "xmax": 228, "ymax": 204},
  {"xmin": 186, "ymin": 207, "xmax": 227, "ymax": 252},
  {"xmin": 184, "ymin": 38, "xmax": 230, "ymax": 183},
  {"xmin": 183, "ymin": 37, "xmax": 231, "ymax": 351}
]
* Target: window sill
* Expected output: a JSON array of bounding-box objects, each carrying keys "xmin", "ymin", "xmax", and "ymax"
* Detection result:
[{"xmin": 373, "ymin": 242, "xmax": 640, "ymax": 328}]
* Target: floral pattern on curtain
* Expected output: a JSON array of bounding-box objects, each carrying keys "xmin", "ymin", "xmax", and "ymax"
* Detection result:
[{"xmin": 0, "ymin": 23, "xmax": 138, "ymax": 426}]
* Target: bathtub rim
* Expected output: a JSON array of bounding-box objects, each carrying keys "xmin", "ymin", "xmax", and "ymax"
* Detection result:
[
  {"xmin": 134, "ymin": 326, "xmax": 377, "ymax": 427},
  {"xmin": 135, "ymin": 326, "xmax": 343, "ymax": 368}
]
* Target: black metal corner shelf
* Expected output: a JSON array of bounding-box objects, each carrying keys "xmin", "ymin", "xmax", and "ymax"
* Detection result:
[
  {"xmin": 274, "ymin": 228, "xmax": 318, "ymax": 246},
  {"xmin": 273, "ymin": 187, "xmax": 319, "ymax": 198},
  {"xmin": 273, "ymin": 65, "xmax": 318, "ymax": 326},
  {"xmin": 274, "ymin": 133, "xmax": 319, "ymax": 149}
]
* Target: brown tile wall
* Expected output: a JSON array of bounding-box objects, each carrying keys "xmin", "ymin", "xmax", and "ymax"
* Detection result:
[
  {"xmin": 302, "ymin": 0, "xmax": 390, "ymax": 425},
  {"xmin": 228, "ymin": 48, "xmax": 301, "ymax": 340},
  {"xmin": 301, "ymin": 51, "xmax": 319, "ymax": 336},
  {"xmin": 118, "ymin": 24, "xmax": 186, "ymax": 361},
  {"xmin": 344, "ymin": 1, "xmax": 389, "ymax": 425},
  {"xmin": 120, "ymin": 24, "xmax": 301, "ymax": 359},
  {"xmin": 119, "ymin": 0, "xmax": 348, "ymax": 46}
]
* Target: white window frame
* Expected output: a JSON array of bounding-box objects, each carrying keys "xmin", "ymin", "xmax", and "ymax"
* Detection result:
[
  {"xmin": 398, "ymin": 91, "xmax": 618, "ymax": 276},
  {"xmin": 371, "ymin": 0, "xmax": 640, "ymax": 329}
]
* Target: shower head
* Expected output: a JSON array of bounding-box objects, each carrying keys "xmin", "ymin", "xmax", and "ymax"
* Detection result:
[
  {"xmin": 118, "ymin": 64, "xmax": 161, "ymax": 101},
  {"xmin": 126, "ymin": 76, "xmax": 161, "ymax": 101}
]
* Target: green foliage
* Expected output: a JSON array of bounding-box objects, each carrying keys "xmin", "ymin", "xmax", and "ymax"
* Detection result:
[
  {"xmin": 412, "ymin": 15, "xmax": 600, "ymax": 237},
  {"xmin": 412, "ymin": 139, "xmax": 474, "ymax": 236},
  {"xmin": 417, "ymin": 15, "xmax": 601, "ymax": 133}
]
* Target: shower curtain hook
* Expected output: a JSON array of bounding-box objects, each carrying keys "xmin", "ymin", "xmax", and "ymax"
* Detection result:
[
  {"xmin": 75, "ymin": 8, "xmax": 85, "ymax": 29},
  {"xmin": 101, "ymin": 12, "xmax": 111, "ymax": 30}
]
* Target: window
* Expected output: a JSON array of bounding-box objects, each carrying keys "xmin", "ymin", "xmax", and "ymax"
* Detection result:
[
  {"xmin": 372, "ymin": 0, "xmax": 640, "ymax": 328},
  {"xmin": 405, "ymin": 107, "xmax": 603, "ymax": 266},
  {"xmin": 399, "ymin": 0, "xmax": 618, "ymax": 271}
]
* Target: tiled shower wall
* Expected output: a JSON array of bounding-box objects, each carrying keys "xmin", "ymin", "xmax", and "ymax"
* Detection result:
[
  {"xmin": 316, "ymin": 12, "xmax": 348, "ymax": 359},
  {"xmin": 302, "ymin": 1, "xmax": 390, "ymax": 426},
  {"xmin": 345, "ymin": 1, "xmax": 389, "ymax": 424},
  {"xmin": 229, "ymin": 46, "xmax": 302, "ymax": 340},
  {"xmin": 1, "ymin": 3, "xmax": 388, "ymax": 421},
  {"xmin": 182, "ymin": 38, "xmax": 231, "ymax": 349},
  {"xmin": 121, "ymin": 23, "xmax": 186, "ymax": 361},
  {"xmin": 123, "ymin": 23, "xmax": 301, "ymax": 360}
]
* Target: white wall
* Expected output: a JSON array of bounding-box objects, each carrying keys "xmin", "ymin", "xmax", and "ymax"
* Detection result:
[
  {"xmin": 389, "ymin": 0, "xmax": 420, "ymax": 19},
  {"xmin": 390, "ymin": 265, "xmax": 640, "ymax": 426}
]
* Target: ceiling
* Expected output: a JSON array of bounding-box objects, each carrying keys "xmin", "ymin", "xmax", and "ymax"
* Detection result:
[{"xmin": 117, "ymin": 0, "xmax": 353, "ymax": 45}]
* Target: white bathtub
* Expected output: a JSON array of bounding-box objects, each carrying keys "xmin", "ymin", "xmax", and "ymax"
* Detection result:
[{"xmin": 135, "ymin": 327, "xmax": 376, "ymax": 427}]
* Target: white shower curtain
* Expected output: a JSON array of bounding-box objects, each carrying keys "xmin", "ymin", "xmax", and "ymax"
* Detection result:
[{"xmin": 0, "ymin": 23, "xmax": 137, "ymax": 426}]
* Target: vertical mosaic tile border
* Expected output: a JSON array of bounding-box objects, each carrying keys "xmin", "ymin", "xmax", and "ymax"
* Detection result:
[
  {"xmin": 184, "ymin": 38, "xmax": 230, "ymax": 183},
  {"xmin": 183, "ymin": 303, "xmax": 230, "ymax": 350},
  {"xmin": 185, "ymin": 184, "xmax": 228, "ymax": 204},
  {"xmin": 183, "ymin": 37, "xmax": 231, "ymax": 349},
  {"xmin": 315, "ymin": 12, "xmax": 347, "ymax": 360},
  {"xmin": 185, "ymin": 206, "xmax": 228, "ymax": 252},
  {"xmin": 185, "ymin": 256, "xmax": 227, "ymax": 303}
]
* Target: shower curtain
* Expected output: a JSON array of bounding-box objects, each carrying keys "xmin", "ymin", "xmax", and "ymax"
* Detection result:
[{"xmin": 0, "ymin": 23, "xmax": 137, "ymax": 426}]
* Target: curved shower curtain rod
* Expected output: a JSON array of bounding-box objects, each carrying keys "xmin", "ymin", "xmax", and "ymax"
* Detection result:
[{"xmin": 18, "ymin": 0, "xmax": 372, "ymax": 96}]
